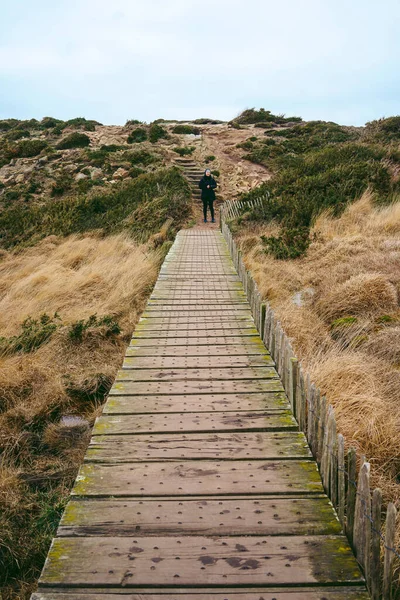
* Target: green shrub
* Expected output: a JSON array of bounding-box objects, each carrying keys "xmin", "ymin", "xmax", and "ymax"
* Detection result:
[
  {"xmin": 237, "ymin": 140, "xmax": 254, "ymax": 150},
  {"xmin": 4, "ymin": 189, "xmax": 21, "ymax": 202},
  {"xmin": 172, "ymin": 124, "xmax": 200, "ymax": 135},
  {"xmin": 261, "ymin": 227, "xmax": 310, "ymax": 259},
  {"xmin": 233, "ymin": 108, "xmax": 302, "ymax": 125},
  {"xmin": 173, "ymin": 146, "xmax": 195, "ymax": 156},
  {"xmin": 127, "ymin": 128, "xmax": 147, "ymax": 143},
  {"xmin": 63, "ymin": 117, "xmax": 100, "ymax": 131},
  {"xmin": 50, "ymin": 171, "xmax": 74, "ymax": 197},
  {"xmin": 148, "ymin": 123, "xmax": 169, "ymax": 143},
  {"xmin": 99, "ymin": 144, "xmax": 124, "ymax": 152},
  {"xmin": 126, "ymin": 119, "xmax": 143, "ymax": 126},
  {"xmin": 205, "ymin": 155, "xmax": 216, "ymax": 162},
  {"xmin": 123, "ymin": 149, "xmax": 158, "ymax": 166},
  {"xmin": 0, "ymin": 120, "xmax": 12, "ymax": 131},
  {"xmin": 6, "ymin": 129, "xmax": 31, "ymax": 141},
  {"xmin": 68, "ymin": 314, "xmax": 120, "ymax": 343},
  {"xmin": 57, "ymin": 133, "xmax": 90, "ymax": 150},
  {"xmin": 0, "ymin": 167, "xmax": 191, "ymax": 248},
  {"xmin": 27, "ymin": 180, "xmax": 42, "ymax": 194},
  {"xmin": 0, "ymin": 313, "xmax": 60, "ymax": 355},
  {"xmin": 193, "ymin": 118, "xmax": 224, "ymax": 124},
  {"xmin": 211, "ymin": 169, "xmax": 220, "ymax": 177},
  {"xmin": 11, "ymin": 139, "xmax": 48, "ymax": 158},
  {"xmin": 365, "ymin": 116, "xmax": 400, "ymax": 141},
  {"xmin": 129, "ymin": 166, "xmax": 145, "ymax": 178},
  {"xmin": 40, "ymin": 117, "xmax": 64, "ymax": 129}
]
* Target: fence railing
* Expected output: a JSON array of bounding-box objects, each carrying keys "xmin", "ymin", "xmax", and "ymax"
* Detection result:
[
  {"xmin": 220, "ymin": 206, "xmax": 398, "ymax": 600},
  {"xmin": 221, "ymin": 193, "xmax": 270, "ymax": 221}
]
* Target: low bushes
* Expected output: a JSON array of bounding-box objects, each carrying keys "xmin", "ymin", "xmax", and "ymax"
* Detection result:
[
  {"xmin": 0, "ymin": 314, "xmax": 61, "ymax": 355},
  {"xmin": 172, "ymin": 124, "xmax": 200, "ymax": 135},
  {"xmin": 0, "ymin": 167, "xmax": 191, "ymax": 248},
  {"xmin": 173, "ymin": 146, "xmax": 195, "ymax": 156},
  {"xmin": 56, "ymin": 133, "xmax": 90, "ymax": 150},
  {"xmin": 149, "ymin": 123, "xmax": 169, "ymax": 143},
  {"xmin": 237, "ymin": 117, "xmax": 400, "ymax": 258},
  {"xmin": 9, "ymin": 139, "xmax": 48, "ymax": 158},
  {"xmin": 127, "ymin": 128, "xmax": 147, "ymax": 143},
  {"xmin": 232, "ymin": 108, "xmax": 302, "ymax": 126}
]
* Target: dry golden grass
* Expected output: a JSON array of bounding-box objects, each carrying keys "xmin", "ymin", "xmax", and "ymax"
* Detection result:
[
  {"xmin": 0, "ymin": 233, "xmax": 160, "ymax": 599},
  {"xmin": 236, "ymin": 192, "xmax": 400, "ymax": 577}
]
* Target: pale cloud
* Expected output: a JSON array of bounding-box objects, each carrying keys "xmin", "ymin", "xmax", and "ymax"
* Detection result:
[{"xmin": 0, "ymin": 0, "xmax": 399, "ymax": 124}]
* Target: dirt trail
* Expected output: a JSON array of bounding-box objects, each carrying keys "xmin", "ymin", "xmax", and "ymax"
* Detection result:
[{"xmin": 198, "ymin": 124, "xmax": 272, "ymax": 199}]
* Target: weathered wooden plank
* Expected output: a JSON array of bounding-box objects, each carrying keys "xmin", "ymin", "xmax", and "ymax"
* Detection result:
[
  {"xmin": 103, "ymin": 391, "xmax": 290, "ymax": 414},
  {"xmin": 116, "ymin": 366, "xmax": 278, "ymax": 382},
  {"xmin": 135, "ymin": 321, "xmax": 256, "ymax": 331},
  {"xmin": 85, "ymin": 431, "xmax": 311, "ymax": 462},
  {"xmin": 39, "ymin": 535, "xmax": 364, "ymax": 587},
  {"xmin": 147, "ymin": 301, "xmax": 248, "ymax": 307},
  {"xmin": 110, "ymin": 379, "xmax": 284, "ymax": 397},
  {"xmin": 92, "ymin": 411, "xmax": 297, "ymax": 435},
  {"xmin": 71, "ymin": 460, "xmax": 324, "ymax": 496},
  {"xmin": 129, "ymin": 336, "xmax": 264, "ymax": 347},
  {"xmin": 122, "ymin": 355, "xmax": 274, "ymax": 369},
  {"xmin": 143, "ymin": 309, "xmax": 250, "ymax": 317},
  {"xmin": 150, "ymin": 292, "xmax": 247, "ymax": 298},
  {"xmin": 30, "ymin": 588, "xmax": 373, "ymax": 599},
  {"xmin": 58, "ymin": 496, "xmax": 340, "ymax": 536},
  {"xmin": 125, "ymin": 343, "xmax": 269, "ymax": 357},
  {"xmin": 133, "ymin": 328, "xmax": 259, "ymax": 338}
]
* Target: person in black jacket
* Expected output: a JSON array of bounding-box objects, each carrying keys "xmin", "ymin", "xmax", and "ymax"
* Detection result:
[{"xmin": 199, "ymin": 168, "xmax": 217, "ymax": 223}]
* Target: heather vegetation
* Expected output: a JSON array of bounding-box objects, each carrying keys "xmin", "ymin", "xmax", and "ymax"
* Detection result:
[
  {"xmin": 0, "ymin": 167, "xmax": 191, "ymax": 248},
  {"xmin": 234, "ymin": 116, "xmax": 400, "ymax": 258}
]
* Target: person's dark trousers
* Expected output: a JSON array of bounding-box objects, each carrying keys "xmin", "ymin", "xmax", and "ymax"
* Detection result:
[{"xmin": 202, "ymin": 198, "xmax": 214, "ymax": 221}]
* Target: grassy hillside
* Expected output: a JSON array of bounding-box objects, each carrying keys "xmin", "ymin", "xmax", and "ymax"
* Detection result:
[
  {"xmin": 233, "ymin": 112, "xmax": 400, "ymax": 258},
  {"xmin": 227, "ymin": 109, "xmax": 400, "ymax": 592},
  {"xmin": 0, "ymin": 116, "xmax": 197, "ymax": 599}
]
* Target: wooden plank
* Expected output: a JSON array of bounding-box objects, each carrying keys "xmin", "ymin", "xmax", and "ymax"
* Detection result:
[
  {"xmin": 92, "ymin": 411, "xmax": 298, "ymax": 435},
  {"xmin": 31, "ymin": 589, "xmax": 372, "ymax": 600},
  {"xmin": 128, "ymin": 336, "xmax": 264, "ymax": 347},
  {"xmin": 143, "ymin": 310, "xmax": 251, "ymax": 316},
  {"xmin": 115, "ymin": 366, "xmax": 278, "ymax": 382},
  {"xmin": 135, "ymin": 321, "xmax": 256, "ymax": 331},
  {"xmin": 132, "ymin": 329, "xmax": 259, "ymax": 339},
  {"xmin": 39, "ymin": 535, "xmax": 364, "ymax": 587},
  {"xmin": 121, "ymin": 355, "xmax": 274, "ymax": 369},
  {"xmin": 125, "ymin": 343, "xmax": 269, "ymax": 357},
  {"xmin": 59, "ymin": 496, "xmax": 341, "ymax": 537},
  {"xmin": 71, "ymin": 460, "xmax": 324, "ymax": 496},
  {"xmin": 109, "ymin": 378, "xmax": 284, "ymax": 396},
  {"xmin": 85, "ymin": 431, "xmax": 311, "ymax": 462},
  {"xmin": 103, "ymin": 392, "xmax": 290, "ymax": 414}
]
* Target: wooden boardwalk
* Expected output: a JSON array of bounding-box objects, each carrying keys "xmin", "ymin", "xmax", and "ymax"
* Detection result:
[{"xmin": 32, "ymin": 230, "xmax": 369, "ymax": 600}]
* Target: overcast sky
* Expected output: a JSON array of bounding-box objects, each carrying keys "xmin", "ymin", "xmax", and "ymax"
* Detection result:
[{"xmin": 1, "ymin": 0, "xmax": 399, "ymax": 126}]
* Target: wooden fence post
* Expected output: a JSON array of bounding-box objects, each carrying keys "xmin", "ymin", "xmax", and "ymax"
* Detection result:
[
  {"xmin": 346, "ymin": 447, "xmax": 357, "ymax": 545},
  {"xmin": 337, "ymin": 434, "xmax": 345, "ymax": 525},
  {"xmin": 370, "ymin": 488, "xmax": 382, "ymax": 600},
  {"xmin": 298, "ymin": 368, "xmax": 306, "ymax": 433},
  {"xmin": 289, "ymin": 357, "xmax": 298, "ymax": 417},
  {"xmin": 260, "ymin": 303, "xmax": 266, "ymax": 337},
  {"xmin": 383, "ymin": 502, "xmax": 397, "ymax": 600},
  {"xmin": 353, "ymin": 461, "xmax": 371, "ymax": 577},
  {"xmin": 317, "ymin": 395, "xmax": 326, "ymax": 466}
]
